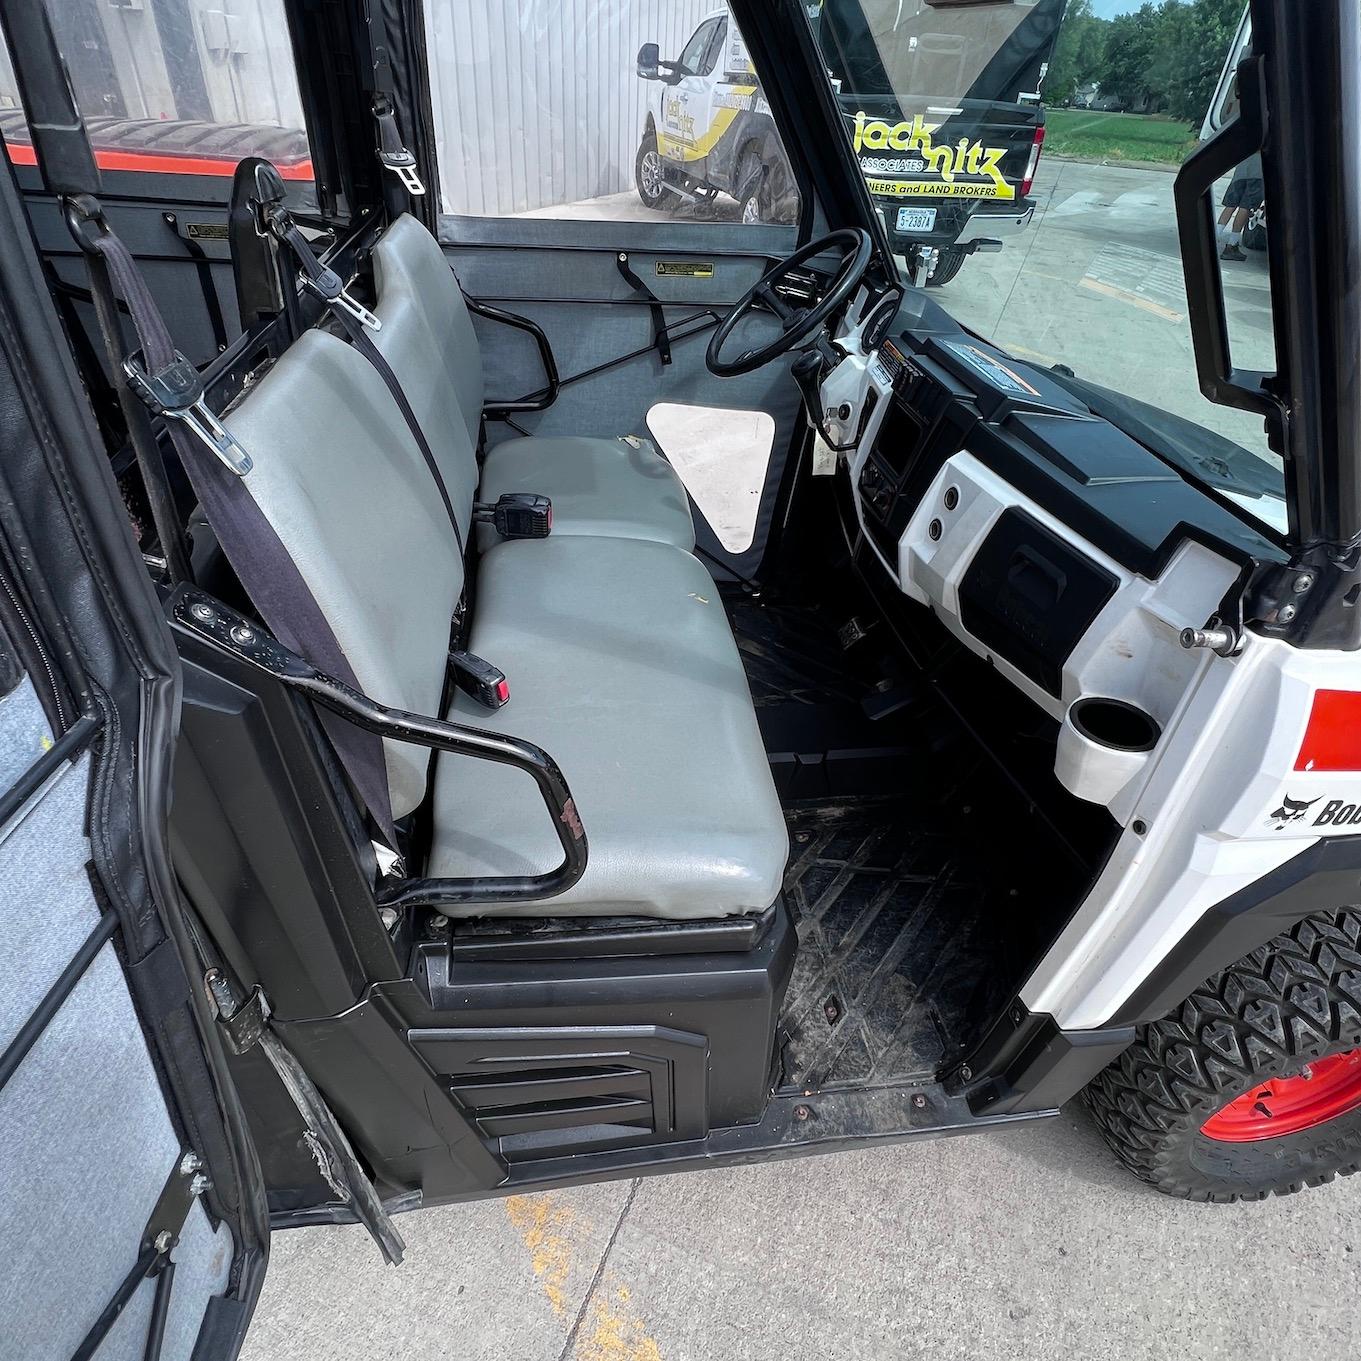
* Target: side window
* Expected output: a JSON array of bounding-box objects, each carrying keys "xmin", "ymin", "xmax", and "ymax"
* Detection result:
[
  {"xmin": 422, "ymin": 2, "xmax": 801, "ymax": 228},
  {"xmin": 698, "ymin": 18, "xmax": 728, "ymax": 77},
  {"xmin": 680, "ymin": 18, "xmax": 721, "ymax": 74},
  {"xmin": 0, "ymin": 0, "xmax": 311, "ymax": 193}
]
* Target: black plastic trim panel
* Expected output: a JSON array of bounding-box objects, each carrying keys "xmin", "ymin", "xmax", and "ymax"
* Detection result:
[
  {"xmin": 958, "ymin": 509, "xmax": 1118, "ymax": 696},
  {"xmin": 951, "ymin": 1003, "xmax": 1134, "ymax": 1115},
  {"xmin": 883, "ymin": 327, "xmax": 1286, "ymax": 579}
]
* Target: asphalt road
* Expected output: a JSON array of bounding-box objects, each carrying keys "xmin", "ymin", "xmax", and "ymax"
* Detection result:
[{"xmin": 241, "ymin": 161, "xmax": 1340, "ymax": 1361}]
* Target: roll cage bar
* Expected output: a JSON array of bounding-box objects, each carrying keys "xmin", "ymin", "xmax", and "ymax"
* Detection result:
[{"xmin": 1178, "ymin": 0, "xmax": 1361, "ymax": 649}]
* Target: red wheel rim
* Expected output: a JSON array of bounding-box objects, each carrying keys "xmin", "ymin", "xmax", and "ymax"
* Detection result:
[{"xmin": 1201, "ymin": 1046, "xmax": 1361, "ymax": 1142}]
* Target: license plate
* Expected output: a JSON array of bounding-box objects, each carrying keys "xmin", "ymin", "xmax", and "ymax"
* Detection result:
[{"xmin": 896, "ymin": 207, "xmax": 937, "ymax": 233}]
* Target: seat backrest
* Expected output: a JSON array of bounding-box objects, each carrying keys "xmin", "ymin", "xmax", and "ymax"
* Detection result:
[
  {"xmin": 224, "ymin": 328, "xmax": 463, "ymax": 818},
  {"xmin": 372, "ymin": 215, "xmax": 485, "ymax": 479}
]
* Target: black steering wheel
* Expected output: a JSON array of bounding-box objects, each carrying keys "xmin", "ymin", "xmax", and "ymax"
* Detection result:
[{"xmin": 706, "ymin": 228, "xmax": 875, "ymax": 377}]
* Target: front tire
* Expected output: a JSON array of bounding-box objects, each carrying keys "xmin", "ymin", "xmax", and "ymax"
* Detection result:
[
  {"xmin": 1086, "ymin": 910, "xmax": 1361, "ymax": 1202},
  {"xmin": 635, "ymin": 131, "xmax": 679, "ymax": 212},
  {"xmin": 735, "ymin": 145, "xmax": 766, "ymax": 224}
]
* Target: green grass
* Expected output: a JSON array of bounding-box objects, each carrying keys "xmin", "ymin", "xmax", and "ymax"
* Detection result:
[{"xmin": 1043, "ymin": 108, "xmax": 1200, "ymax": 166}]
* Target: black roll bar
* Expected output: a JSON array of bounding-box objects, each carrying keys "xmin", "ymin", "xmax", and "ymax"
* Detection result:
[
  {"xmin": 169, "ymin": 587, "xmax": 588, "ymax": 910},
  {"xmin": 1251, "ymin": 0, "xmax": 1361, "ymax": 552},
  {"xmin": 467, "ymin": 297, "xmax": 562, "ymax": 416}
]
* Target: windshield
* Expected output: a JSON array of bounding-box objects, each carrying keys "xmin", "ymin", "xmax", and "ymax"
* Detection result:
[{"xmin": 810, "ymin": 0, "xmax": 1285, "ymax": 534}]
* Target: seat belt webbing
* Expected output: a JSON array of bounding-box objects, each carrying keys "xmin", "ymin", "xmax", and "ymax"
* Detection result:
[
  {"xmin": 72, "ymin": 202, "xmax": 399, "ymax": 843},
  {"xmin": 266, "ymin": 213, "xmax": 466, "ymax": 560},
  {"xmin": 615, "ymin": 252, "xmax": 673, "ymax": 366}
]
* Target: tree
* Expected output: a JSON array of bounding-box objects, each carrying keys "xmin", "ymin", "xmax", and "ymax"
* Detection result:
[
  {"xmin": 1046, "ymin": 0, "xmax": 1245, "ymax": 125},
  {"xmin": 1101, "ymin": 5, "xmax": 1159, "ymax": 110},
  {"xmin": 1046, "ymin": 0, "xmax": 1110, "ymax": 103},
  {"xmin": 1145, "ymin": 0, "xmax": 1242, "ymax": 122}
]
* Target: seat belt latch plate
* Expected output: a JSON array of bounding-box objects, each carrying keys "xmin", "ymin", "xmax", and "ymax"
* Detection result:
[
  {"xmin": 475, "ymin": 493, "xmax": 553, "ymax": 540},
  {"xmin": 374, "ymin": 95, "xmax": 427, "ymax": 196},
  {"xmin": 123, "ymin": 349, "xmax": 253, "ymax": 476},
  {"xmin": 378, "ymin": 149, "xmax": 427, "ymax": 197},
  {"xmin": 449, "ymin": 649, "xmax": 510, "ymax": 709},
  {"xmin": 302, "ymin": 265, "xmax": 383, "ymax": 331}
]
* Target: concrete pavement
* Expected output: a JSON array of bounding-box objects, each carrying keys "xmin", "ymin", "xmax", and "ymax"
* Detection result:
[{"xmin": 244, "ymin": 1103, "xmax": 1361, "ymax": 1360}]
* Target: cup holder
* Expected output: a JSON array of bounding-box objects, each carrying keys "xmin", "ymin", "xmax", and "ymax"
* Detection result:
[
  {"xmin": 1068, "ymin": 697, "xmax": 1160, "ymax": 753},
  {"xmin": 1056, "ymin": 697, "xmax": 1161, "ymax": 806}
]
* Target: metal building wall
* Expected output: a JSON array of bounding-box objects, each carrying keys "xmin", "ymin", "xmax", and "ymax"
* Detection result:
[
  {"xmin": 0, "ymin": 0, "xmax": 302, "ymax": 132},
  {"xmin": 422, "ymin": 0, "xmax": 714, "ymax": 216}
]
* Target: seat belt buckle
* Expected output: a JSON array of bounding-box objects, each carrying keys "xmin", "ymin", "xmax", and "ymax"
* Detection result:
[
  {"xmin": 123, "ymin": 349, "xmax": 253, "ymax": 476},
  {"xmin": 474, "ymin": 493, "xmax": 553, "ymax": 540},
  {"xmin": 374, "ymin": 95, "xmax": 427, "ymax": 197},
  {"xmin": 449, "ymin": 649, "xmax": 510, "ymax": 709},
  {"xmin": 264, "ymin": 204, "xmax": 383, "ymax": 332}
]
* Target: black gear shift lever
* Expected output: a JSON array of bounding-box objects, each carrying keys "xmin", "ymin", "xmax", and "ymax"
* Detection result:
[{"xmin": 792, "ymin": 349, "xmax": 827, "ymax": 426}]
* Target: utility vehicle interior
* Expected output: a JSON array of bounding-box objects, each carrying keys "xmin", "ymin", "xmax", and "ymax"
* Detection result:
[{"xmin": 2, "ymin": 0, "xmax": 1360, "ymax": 1354}]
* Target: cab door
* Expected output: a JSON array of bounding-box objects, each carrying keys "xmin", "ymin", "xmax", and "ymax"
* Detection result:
[{"xmin": 0, "ymin": 21, "xmax": 271, "ymax": 1348}]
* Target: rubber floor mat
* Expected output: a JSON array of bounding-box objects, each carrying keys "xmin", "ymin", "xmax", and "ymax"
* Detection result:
[
  {"xmin": 778, "ymin": 800, "xmax": 1019, "ymax": 1092},
  {"xmin": 727, "ymin": 599, "xmax": 867, "ymax": 708}
]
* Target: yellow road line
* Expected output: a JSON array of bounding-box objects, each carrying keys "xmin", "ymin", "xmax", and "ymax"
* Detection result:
[{"xmin": 1079, "ymin": 276, "xmax": 1183, "ymax": 322}]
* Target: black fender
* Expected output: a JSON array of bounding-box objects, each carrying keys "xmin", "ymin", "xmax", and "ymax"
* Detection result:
[{"xmin": 954, "ymin": 835, "xmax": 1361, "ymax": 1114}]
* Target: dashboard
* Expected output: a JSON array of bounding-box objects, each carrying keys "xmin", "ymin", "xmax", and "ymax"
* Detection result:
[{"xmin": 822, "ymin": 293, "xmax": 1285, "ymax": 824}]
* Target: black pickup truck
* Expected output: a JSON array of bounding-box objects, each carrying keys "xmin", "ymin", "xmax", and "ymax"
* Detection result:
[{"xmin": 815, "ymin": 0, "xmax": 1066, "ymax": 284}]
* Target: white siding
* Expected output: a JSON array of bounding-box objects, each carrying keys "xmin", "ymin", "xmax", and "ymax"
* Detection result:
[{"xmin": 422, "ymin": 0, "xmax": 714, "ymax": 216}]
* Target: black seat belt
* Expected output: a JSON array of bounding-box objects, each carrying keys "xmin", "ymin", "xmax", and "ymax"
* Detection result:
[
  {"xmin": 259, "ymin": 199, "xmax": 467, "ymax": 559},
  {"xmin": 63, "ymin": 197, "xmax": 401, "ymax": 843},
  {"xmin": 616, "ymin": 251, "xmax": 673, "ymax": 366}
]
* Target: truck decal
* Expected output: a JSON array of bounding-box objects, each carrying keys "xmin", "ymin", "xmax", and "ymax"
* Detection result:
[
  {"xmin": 851, "ymin": 112, "xmax": 1015, "ymax": 201},
  {"xmin": 657, "ymin": 86, "xmax": 758, "ymax": 163}
]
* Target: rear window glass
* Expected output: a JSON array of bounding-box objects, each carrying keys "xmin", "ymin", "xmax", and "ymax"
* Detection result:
[{"xmin": 0, "ymin": 0, "xmax": 311, "ymax": 190}]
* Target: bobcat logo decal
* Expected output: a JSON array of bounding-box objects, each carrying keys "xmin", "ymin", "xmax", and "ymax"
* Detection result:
[{"xmin": 1269, "ymin": 795, "xmax": 1321, "ymax": 830}]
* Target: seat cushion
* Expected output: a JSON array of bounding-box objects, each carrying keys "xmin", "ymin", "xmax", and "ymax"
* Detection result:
[
  {"xmin": 428, "ymin": 536, "xmax": 787, "ymax": 919},
  {"xmin": 479, "ymin": 435, "xmax": 695, "ymax": 552},
  {"xmin": 372, "ymin": 214, "xmax": 484, "ymax": 455}
]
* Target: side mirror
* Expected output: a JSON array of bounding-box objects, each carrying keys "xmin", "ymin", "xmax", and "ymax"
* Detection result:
[{"xmin": 637, "ymin": 43, "xmax": 661, "ymax": 79}]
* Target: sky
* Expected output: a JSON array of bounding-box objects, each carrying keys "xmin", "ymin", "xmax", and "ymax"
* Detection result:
[{"xmin": 1088, "ymin": 0, "xmax": 1149, "ymax": 15}]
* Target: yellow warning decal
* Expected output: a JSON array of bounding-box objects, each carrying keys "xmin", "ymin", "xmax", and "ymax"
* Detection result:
[{"xmin": 655, "ymin": 261, "xmax": 714, "ymax": 279}]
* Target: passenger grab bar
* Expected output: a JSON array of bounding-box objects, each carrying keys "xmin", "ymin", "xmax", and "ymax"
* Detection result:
[{"xmin": 168, "ymin": 586, "xmax": 588, "ymax": 909}]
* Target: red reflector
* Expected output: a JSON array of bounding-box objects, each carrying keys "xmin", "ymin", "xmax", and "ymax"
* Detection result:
[
  {"xmin": 495, "ymin": 678, "xmax": 511, "ymax": 705},
  {"xmin": 1021, "ymin": 125, "xmax": 1045, "ymax": 199},
  {"xmin": 1295, "ymin": 690, "xmax": 1361, "ymax": 771}
]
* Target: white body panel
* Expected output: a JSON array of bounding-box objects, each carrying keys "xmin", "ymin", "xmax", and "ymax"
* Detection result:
[{"xmin": 837, "ymin": 350, "xmax": 1347, "ymax": 1031}]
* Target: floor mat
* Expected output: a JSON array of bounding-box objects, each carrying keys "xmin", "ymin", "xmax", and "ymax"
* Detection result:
[
  {"xmin": 727, "ymin": 599, "xmax": 868, "ymax": 709},
  {"xmin": 728, "ymin": 596, "xmax": 1074, "ymax": 1093},
  {"xmin": 778, "ymin": 800, "xmax": 1022, "ymax": 1092}
]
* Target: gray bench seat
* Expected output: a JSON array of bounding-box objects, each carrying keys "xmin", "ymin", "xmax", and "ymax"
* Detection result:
[
  {"xmin": 372, "ymin": 215, "xmax": 693, "ymax": 550},
  {"xmin": 430, "ymin": 535, "xmax": 787, "ymax": 919},
  {"xmin": 222, "ymin": 269, "xmax": 787, "ymax": 920}
]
